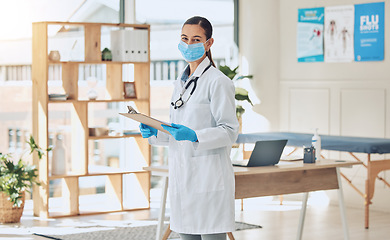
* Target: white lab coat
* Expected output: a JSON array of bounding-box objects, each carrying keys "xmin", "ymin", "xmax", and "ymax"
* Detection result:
[{"xmin": 149, "ymin": 57, "xmax": 239, "ymax": 234}]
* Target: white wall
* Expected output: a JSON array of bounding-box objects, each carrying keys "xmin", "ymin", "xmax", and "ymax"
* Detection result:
[
  {"xmin": 239, "ymin": 0, "xmax": 280, "ymax": 131},
  {"xmin": 240, "ymin": 0, "xmax": 390, "ymax": 212}
]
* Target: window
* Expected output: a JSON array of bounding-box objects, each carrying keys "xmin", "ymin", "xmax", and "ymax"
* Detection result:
[
  {"xmin": 8, "ymin": 129, "xmax": 15, "ymax": 152},
  {"xmin": 16, "ymin": 129, "xmax": 22, "ymax": 150}
]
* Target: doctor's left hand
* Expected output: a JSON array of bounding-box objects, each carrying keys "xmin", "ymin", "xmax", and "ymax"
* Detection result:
[
  {"xmin": 162, "ymin": 123, "xmax": 198, "ymax": 142},
  {"xmin": 139, "ymin": 123, "xmax": 157, "ymax": 138}
]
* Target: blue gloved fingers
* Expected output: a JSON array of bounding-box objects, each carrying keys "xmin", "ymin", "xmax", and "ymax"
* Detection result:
[
  {"xmin": 140, "ymin": 128, "xmax": 150, "ymax": 134},
  {"xmin": 140, "ymin": 128, "xmax": 151, "ymax": 138},
  {"xmin": 162, "ymin": 123, "xmax": 197, "ymax": 142},
  {"xmin": 139, "ymin": 123, "xmax": 157, "ymax": 138}
]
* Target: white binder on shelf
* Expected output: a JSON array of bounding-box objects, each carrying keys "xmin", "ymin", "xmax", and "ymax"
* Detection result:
[
  {"xmin": 140, "ymin": 29, "xmax": 149, "ymax": 62},
  {"xmin": 110, "ymin": 29, "xmax": 148, "ymax": 62},
  {"xmin": 132, "ymin": 29, "xmax": 148, "ymax": 62},
  {"xmin": 124, "ymin": 30, "xmax": 136, "ymax": 62},
  {"xmin": 133, "ymin": 30, "xmax": 142, "ymax": 62},
  {"xmin": 110, "ymin": 30, "xmax": 125, "ymax": 62}
]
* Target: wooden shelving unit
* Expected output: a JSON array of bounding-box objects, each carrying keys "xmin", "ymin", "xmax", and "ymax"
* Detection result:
[{"xmin": 32, "ymin": 22, "xmax": 151, "ymax": 218}]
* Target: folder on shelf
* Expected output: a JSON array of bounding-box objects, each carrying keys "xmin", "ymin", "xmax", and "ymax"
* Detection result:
[
  {"xmin": 111, "ymin": 29, "xmax": 149, "ymax": 62},
  {"xmin": 120, "ymin": 106, "xmax": 171, "ymax": 134},
  {"xmin": 141, "ymin": 29, "xmax": 149, "ymax": 62},
  {"xmin": 124, "ymin": 30, "xmax": 136, "ymax": 62},
  {"xmin": 111, "ymin": 30, "xmax": 126, "ymax": 61},
  {"xmin": 136, "ymin": 29, "xmax": 149, "ymax": 62}
]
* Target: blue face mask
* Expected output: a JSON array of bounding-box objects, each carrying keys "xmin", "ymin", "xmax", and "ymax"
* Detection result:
[{"xmin": 178, "ymin": 40, "xmax": 208, "ymax": 62}]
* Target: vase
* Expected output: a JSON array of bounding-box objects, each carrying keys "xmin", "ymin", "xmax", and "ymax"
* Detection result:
[
  {"xmin": 48, "ymin": 50, "xmax": 61, "ymax": 61},
  {"xmin": 87, "ymin": 77, "xmax": 98, "ymax": 100},
  {"xmin": 52, "ymin": 134, "xmax": 66, "ymax": 175},
  {"xmin": 0, "ymin": 192, "xmax": 25, "ymax": 223}
]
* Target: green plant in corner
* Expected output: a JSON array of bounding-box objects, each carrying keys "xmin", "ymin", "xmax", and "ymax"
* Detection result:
[
  {"xmin": 219, "ymin": 65, "xmax": 253, "ymax": 119},
  {"xmin": 0, "ymin": 136, "xmax": 50, "ymax": 207}
]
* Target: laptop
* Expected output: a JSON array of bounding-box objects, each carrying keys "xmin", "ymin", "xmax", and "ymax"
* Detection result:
[{"xmin": 232, "ymin": 139, "xmax": 288, "ymax": 167}]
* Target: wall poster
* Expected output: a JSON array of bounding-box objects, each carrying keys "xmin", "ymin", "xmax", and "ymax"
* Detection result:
[
  {"xmin": 354, "ymin": 2, "xmax": 385, "ymax": 61},
  {"xmin": 297, "ymin": 7, "xmax": 324, "ymax": 62},
  {"xmin": 324, "ymin": 5, "xmax": 355, "ymax": 62}
]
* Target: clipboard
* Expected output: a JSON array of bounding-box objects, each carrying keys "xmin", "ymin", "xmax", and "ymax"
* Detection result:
[{"xmin": 119, "ymin": 106, "xmax": 171, "ymax": 135}]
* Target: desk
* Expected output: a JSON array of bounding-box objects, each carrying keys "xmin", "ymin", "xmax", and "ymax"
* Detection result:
[
  {"xmin": 237, "ymin": 132, "xmax": 390, "ymax": 228},
  {"xmin": 145, "ymin": 160, "xmax": 361, "ymax": 240}
]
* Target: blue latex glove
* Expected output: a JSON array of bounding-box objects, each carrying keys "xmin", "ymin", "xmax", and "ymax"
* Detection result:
[
  {"xmin": 139, "ymin": 123, "xmax": 157, "ymax": 138},
  {"xmin": 162, "ymin": 123, "xmax": 198, "ymax": 142}
]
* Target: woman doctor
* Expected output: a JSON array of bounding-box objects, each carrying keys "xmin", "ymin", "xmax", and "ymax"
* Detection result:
[{"xmin": 140, "ymin": 16, "xmax": 239, "ymax": 240}]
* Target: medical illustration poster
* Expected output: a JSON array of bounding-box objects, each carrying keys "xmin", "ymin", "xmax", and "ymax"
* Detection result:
[
  {"xmin": 297, "ymin": 7, "xmax": 324, "ymax": 62},
  {"xmin": 354, "ymin": 2, "xmax": 385, "ymax": 61},
  {"xmin": 324, "ymin": 5, "xmax": 354, "ymax": 62}
]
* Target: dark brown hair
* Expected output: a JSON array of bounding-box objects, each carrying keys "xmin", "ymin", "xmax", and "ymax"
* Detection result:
[{"xmin": 183, "ymin": 16, "xmax": 216, "ymax": 67}]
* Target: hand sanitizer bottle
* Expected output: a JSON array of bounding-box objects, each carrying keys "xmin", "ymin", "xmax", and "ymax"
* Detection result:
[{"xmin": 311, "ymin": 128, "xmax": 321, "ymax": 161}]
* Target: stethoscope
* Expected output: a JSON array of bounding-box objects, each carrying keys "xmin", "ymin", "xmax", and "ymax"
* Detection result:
[{"xmin": 171, "ymin": 63, "xmax": 212, "ymax": 109}]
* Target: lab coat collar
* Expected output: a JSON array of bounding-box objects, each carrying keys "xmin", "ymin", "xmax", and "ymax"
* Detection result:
[
  {"xmin": 176, "ymin": 57, "xmax": 211, "ymax": 88},
  {"xmin": 191, "ymin": 57, "xmax": 211, "ymax": 78}
]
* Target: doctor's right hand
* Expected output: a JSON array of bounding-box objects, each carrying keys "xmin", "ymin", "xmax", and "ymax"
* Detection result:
[{"xmin": 139, "ymin": 123, "xmax": 157, "ymax": 138}]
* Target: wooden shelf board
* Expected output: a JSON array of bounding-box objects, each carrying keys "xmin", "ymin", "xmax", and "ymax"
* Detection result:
[
  {"xmin": 37, "ymin": 21, "xmax": 150, "ymax": 29},
  {"xmin": 49, "ymin": 60, "xmax": 150, "ymax": 65},
  {"xmin": 48, "ymin": 99, "xmax": 77, "ymax": 103},
  {"xmin": 48, "ymin": 212, "xmax": 80, "ymax": 218},
  {"xmin": 49, "ymin": 170, "xmax": 148, "ymax": 179},
  {"xmin": 89, "ymin": 133, "xmax": 141, "ymax": 140},
  {"xmin": 79, "ymin": 99, "xmax": 133, "ymax": 103},
  {"xmin": 49, "ymin": 99, "xmax": 148, "ymax": 103}
]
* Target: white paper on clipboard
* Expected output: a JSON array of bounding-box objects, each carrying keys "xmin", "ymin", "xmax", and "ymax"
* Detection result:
[{"xmin": 119, "ymin": 106, "xmax": 172, "ymax": 135}]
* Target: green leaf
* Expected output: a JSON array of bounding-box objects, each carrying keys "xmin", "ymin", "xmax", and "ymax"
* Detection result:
[
  {"xmin": 218, "ymin": 65, "xmax": 237, "ymax": 80},
  {"xmin": 27, "ymin": 136, "xmax": 37, "ymax": 154},
  {"xmin": 27, "ymin": 135, "xmax": 48, "ymax": 160},
  {"xmin": 236, "ymin": 75, "xmax": 253, "ymax": 80},
  {"xmin": 235, "ymin": 87, "xmax": 253, "ymax": 106}
]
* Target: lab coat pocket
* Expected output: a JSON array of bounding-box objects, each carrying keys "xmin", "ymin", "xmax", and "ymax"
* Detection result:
[{"xmin": 190, "ymin": 154, "xmax": 225, "ymax": 193}]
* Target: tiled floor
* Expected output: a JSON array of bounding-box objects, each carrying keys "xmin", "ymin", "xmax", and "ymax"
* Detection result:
[{"xmin": 1, "ymin": 193, "xmax": 389, "ymax": 240}]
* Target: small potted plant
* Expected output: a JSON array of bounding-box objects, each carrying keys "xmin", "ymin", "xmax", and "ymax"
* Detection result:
[
  {"xmin": 0, "ymin": 136, "xmax": 50, "ymax": 223},
  {"xmin": 219, "ymin": 65, "xmax": 253, "ymax": 119},
  {"xmin": 101, "ymin": 48, "xmax": 112, "ymax": 61}
]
